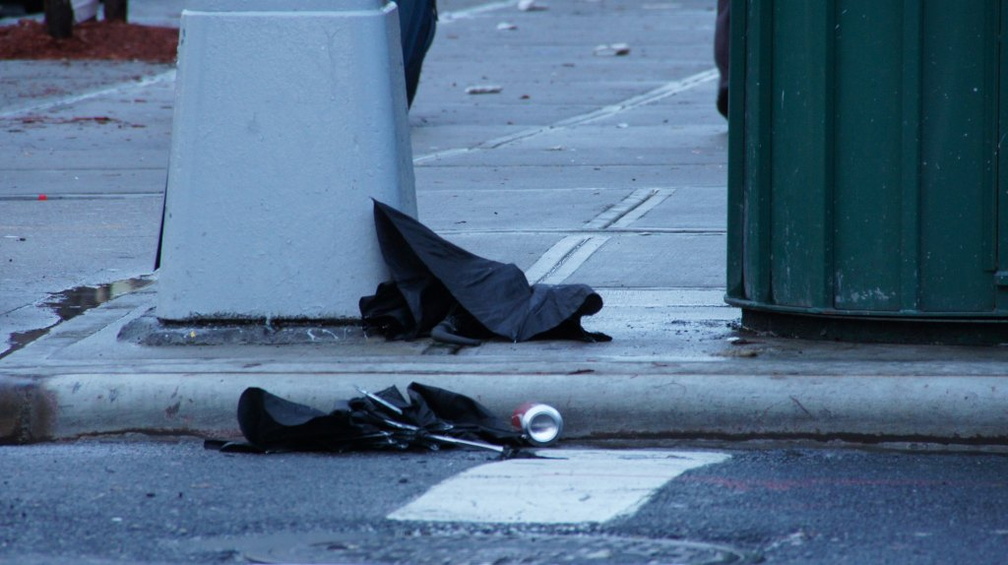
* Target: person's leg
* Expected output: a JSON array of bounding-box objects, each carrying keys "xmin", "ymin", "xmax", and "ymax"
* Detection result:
[{"xmin": 714, "ymin": 0, "xmax": 730, "ymax": 118}]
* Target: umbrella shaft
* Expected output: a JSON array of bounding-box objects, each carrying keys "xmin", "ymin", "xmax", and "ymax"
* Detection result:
[{"xmin": 429, "ymin": 433, "xmax": 504, "ymax": 453}]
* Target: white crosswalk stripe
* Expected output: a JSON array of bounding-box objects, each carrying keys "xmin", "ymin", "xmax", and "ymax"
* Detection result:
[{"xmin": 387, "ymin": 450, "xmax": 730, "ymax": 524}]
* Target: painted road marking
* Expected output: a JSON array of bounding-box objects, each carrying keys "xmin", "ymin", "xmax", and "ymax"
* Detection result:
[
  {"xmin": 525, "ymin": 235, "xmax": 610, "ymax": 285},
  {"xmin": 525, "ymin": 188, "xmax": 675, "ymax": 284},
  {"xmin": 0, "ymin": 70, "xmax": 177, "ymax": 119},
  {"xmin": 413, "ymin": 68, "xmax": 718, "ymax": 164},
  {"xmin": 387, "ymin": 449, "xmax": 730, "ymax": 524},
  {"xmin": 583, "ymin": 188, "xmax": 674, "ymax": 230},
  {"xmin": 439, "ymin": 0, "xmax": 519, "ymax": 23}
]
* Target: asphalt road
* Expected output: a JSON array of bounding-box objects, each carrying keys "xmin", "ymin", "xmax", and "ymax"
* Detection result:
[{"xmin": 1, "ymin": 439, "xmax": 1005, "ymax": 564}]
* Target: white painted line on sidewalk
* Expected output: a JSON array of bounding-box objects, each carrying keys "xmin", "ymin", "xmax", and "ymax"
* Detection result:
[
  {"xmin": 525, "ymin": 235, "xmax": 589, "ymax": 284},
  {"xmin": 481, "ymin": 69, "xmax": 720, "ymax": 151},
  {"xmin": 0, "ymin": 69, "xmax": 177, "ymax": 119},
  {"xmin": 585, "ymin": 188, "xmax": 657, "ymax": 229},
  {"xmin": 585, "ymin": 188, "xmax": 675, "ymax": 230},
  {"xmin": 608, "ymin": 189, "xmax": 675, "ymax": 229},
  {"xmin": 551, "ymin": 68, "xmax": 720, "ymax": 129},
  {"xmin": 532, "ymin": 236, "xmax": 610, "ymax": 285},
  {"xmin": 387, "ymin": 449, "xmax": 730, "ymax": 524},
  {"xmin": 413, "ymin": 68, "xmax": 719, "ymax": 164},
  {"xmin": 440, "ymin": 0, "xmax": 518, "ymax": 23},
  {"xmin": 525, "ymin": 188, "xmax": 675, "ymax": 284}
]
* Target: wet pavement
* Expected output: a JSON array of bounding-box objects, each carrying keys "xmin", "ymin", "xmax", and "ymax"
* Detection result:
[{"xmin": 1, "ymin": 0, "xmax": 1007, "ymax": 447}]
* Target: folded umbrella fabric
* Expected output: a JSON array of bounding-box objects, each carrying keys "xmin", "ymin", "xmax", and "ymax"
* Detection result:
[
  {"xmin": 234, "ymin": 383, "xmax": 525, "ymax": 454},
  {"xmin": 360, "ymin": 200, "xmax": 611, "ymax": 344}
]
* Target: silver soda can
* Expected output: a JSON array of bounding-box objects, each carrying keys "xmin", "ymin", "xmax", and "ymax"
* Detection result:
[{"xmin": 511, "ymin": 402, "xmax": 563, "ymax": 446}]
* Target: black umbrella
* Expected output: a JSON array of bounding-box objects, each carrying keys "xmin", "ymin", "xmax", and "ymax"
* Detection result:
[
  {"xmin": 225, "ymin": 383, "xmax": 526, "ymax": 457},
  {"xmin": 359, "ymin": 200, "xmax": 611, "ymax": 345}
]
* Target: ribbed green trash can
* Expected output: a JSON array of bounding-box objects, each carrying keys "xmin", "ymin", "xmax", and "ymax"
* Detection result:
[{"xmin": 725, "ymin": 0, "xmax": 1008, "ymax": 343}]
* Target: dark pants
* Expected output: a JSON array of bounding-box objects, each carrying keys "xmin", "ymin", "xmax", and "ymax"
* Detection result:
[{"xmin": 715, "ymin": 0, "xmax": 730, "ymax": 117}]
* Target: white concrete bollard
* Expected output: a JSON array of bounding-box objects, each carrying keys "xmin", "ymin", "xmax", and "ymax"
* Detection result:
[{"xmin": 157, "ymin": 0, "xmax": 417, "ymax": 322}]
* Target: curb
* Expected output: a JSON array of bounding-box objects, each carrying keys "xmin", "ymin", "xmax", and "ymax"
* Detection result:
[
  {"xmin": 0, "ymin": 376, "xmax": 56, "ymax": 444},
  {"xmin": 13, "ymin": 369, "xmax": 1008, "ymax": 446},
  {"xmin": 4, "ymin": 282, "xmax": 1008, "ymax": 448}
]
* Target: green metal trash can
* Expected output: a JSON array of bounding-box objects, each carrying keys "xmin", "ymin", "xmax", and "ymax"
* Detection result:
[{"xmin": 725, "ymin": 0, "xmax": 1008, "ymax": 343}]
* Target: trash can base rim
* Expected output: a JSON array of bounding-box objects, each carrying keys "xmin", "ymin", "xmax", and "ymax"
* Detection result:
[{"xmin": 736, "ymin": 306, "xmax": 1008, "ymax": 346}]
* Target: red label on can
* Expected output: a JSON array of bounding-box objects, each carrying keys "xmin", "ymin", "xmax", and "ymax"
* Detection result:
[{"xmin": 511, "ymin": 402, "xmax": 539, "ymax": 429}]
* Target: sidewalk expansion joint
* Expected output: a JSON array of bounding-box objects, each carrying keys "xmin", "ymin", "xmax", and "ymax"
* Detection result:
[
  {"xmin": 0, "ymin": 69, "xmax": 176, "ymax": 119},
  {"xmin": 586, "ymin": 188, "xmax": 673, "ymax": 230},
  {"xmin": 413, "ymin": 68, "xmax": 719, "ymax": 165},
  {"xmin": 525, "ymin": 188, "xmax": 678, "ymax": 284}
]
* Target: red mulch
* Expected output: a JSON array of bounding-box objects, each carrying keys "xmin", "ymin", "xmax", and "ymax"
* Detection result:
[{"xmin": 0, "ymin": 19, "xmax": 178, "ymax": 63}]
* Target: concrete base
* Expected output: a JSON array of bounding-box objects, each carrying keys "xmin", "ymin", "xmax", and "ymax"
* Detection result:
[{"xmin": 157, "ymin": 0, "xmax": 417, "ymax": 322}]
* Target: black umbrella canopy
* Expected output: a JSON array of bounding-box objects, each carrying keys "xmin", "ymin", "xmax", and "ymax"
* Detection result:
[
  {"xmin": 360, "ymin": 200, "xmax": 611, "ymax": 344},
  {"xmin": 236, "ymin": 387, "xmax": 395, "ymax": 453}
]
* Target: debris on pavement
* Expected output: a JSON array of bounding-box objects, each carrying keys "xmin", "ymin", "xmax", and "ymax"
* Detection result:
[
  {"xmin": 465, "ymin": 84, "xmax": 503, "ymax": 94},
  {"xmin": 209, "ymin": 383, "xmax": 553, "ymax": 458},
  {"xmin": 359, "ymin": 201, "xmax": 611, "ymax": 345},
  {"xmin": 511, "ymin": 402, "xmax": 563, "ymax": 446},
  {"xmin": 517, "ymin": 0, "xmax": 548, "ymax": 11},
  {"xmin": 593, "ymin": 43, "xmax": 631, "ymax": 57}
]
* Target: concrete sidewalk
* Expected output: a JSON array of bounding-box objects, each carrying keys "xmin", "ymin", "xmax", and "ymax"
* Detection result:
[{"xmin": 2, "ymin": 0, "xmax": 1007, "ymax": 447}]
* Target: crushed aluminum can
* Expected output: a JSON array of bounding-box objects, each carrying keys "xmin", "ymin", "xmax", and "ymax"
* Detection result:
[{"xmin": 511, "ymin": 402, "xmax": 563, "ymax": 446}]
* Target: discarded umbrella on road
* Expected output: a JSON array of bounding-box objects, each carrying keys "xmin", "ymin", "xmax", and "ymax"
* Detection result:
[{"xmin": 209, "ymin": 383, "xmax": 549, "ymax": 458}]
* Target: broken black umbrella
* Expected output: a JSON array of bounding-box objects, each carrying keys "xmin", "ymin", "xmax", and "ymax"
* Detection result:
[{"xmin": 208, "ymin": 383, "xmax": 529, "ymax": 458}]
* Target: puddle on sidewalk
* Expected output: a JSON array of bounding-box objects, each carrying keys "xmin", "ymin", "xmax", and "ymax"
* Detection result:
[{"xmin": 1, "ymin": 276, "xmax": 153, "ymax": 359}]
